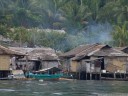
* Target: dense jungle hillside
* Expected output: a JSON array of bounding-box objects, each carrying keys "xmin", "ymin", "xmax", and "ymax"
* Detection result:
[{"xmin": 0, "ymin": 0, "xmax": 128, "ymax": 51}]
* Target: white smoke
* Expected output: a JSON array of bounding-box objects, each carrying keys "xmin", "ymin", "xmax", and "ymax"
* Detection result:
[{"xmin": 84, "ymin": 22, "xmax": 112, "ymax": 44}]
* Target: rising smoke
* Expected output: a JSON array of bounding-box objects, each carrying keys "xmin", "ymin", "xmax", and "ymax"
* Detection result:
[
  {"xmin": 85, "ymin": 22, "xmax": 112, "ymax": 44},
  {"xmin": 66, "ymin": 22, "xmax": 113, "ymax": 50}
]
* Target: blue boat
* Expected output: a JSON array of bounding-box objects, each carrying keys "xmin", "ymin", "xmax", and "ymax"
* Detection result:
[{"xmin": 26, "ymin": 67, "xmax": 63, "ymax": 80}]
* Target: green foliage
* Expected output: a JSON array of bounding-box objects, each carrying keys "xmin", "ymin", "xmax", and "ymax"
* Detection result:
[
  {"xmin": 0, "ymin": 0, "xmax": 128, "ymax": 50},
  {"xmin": 0, "ymin": 24, "xmax": 10, "ymax": 36},
  {"xmin": 0, "ymin": 0, "xmax": 127, "ymax": 28},
  {"xmin": 7, "ymin": 27, "xmax": 29, "ymax": 46},
  {"xmin": 112, "ymin": 22, "xmax": 128, "ymax": 47}
]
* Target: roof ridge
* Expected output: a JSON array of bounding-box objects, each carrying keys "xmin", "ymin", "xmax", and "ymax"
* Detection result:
[{"xmin": 76, "ymin": 43, "xmax": 99, "ymax": 56}]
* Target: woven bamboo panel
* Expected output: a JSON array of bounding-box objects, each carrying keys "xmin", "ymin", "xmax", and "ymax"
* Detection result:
[
  {"xmin": 71, "ymin": 61, "xmax": 78, "ymax": 72},
  {"xmin": 0, "ymin": 55, "xmax": 10, "ymax": 70}
]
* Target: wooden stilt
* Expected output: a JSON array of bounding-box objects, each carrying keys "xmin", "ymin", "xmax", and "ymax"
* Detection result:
[
  {"xmin": 85, "ymin": 73, "xmax": 87, "ymax": 80},
  {"xmin": 90, "ymin": 62, "xmax": 92, "ymax": 80},
  {"xmin": 75, "ymin": 72, "xmax": 77, "ymax": 79},
  {"xmin": 90, "ymin": 73, "xmax": 92, "ymax": 80},
  {"xmin": 86, "ymin": 73, "xmax": 88, "ymax": 80},
  {"xmin": 124, "ymin": 73, "xmax": 126, "ymax": 79},
  {"xmin": 120, "ymin": 73, "xmax": 122, "ymax": 79},
  {"xmin": 99, "ymin": 73, "xmax": 101, "ymax": 80},
  {"xmin": 114, "ymin": 72, "xmax": 116, "ymax": 79},
  {"xmin": 99, "ymin": 67, "xmax": 101, "ymax": 80},
  {"xmin": 96, "ymin": 73, "xmax": 98, "ymax": 80},
  {"xmin": 94, "ymin": 73, "xmax": 96, "ymax": 80},
  {"xmin": 79, "ymin": 71, "xmax": 80, "ymax": 80}
]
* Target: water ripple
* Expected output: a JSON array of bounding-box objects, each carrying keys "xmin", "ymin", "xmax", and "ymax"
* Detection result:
[{"xmin": 0, "ymin": 89, "xmax": 15, "ymax": 92}]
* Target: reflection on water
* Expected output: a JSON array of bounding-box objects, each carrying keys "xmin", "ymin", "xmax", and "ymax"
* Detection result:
[{"xmin": 0, "ymin": 80, "xmax": 128, "ymax": 96}]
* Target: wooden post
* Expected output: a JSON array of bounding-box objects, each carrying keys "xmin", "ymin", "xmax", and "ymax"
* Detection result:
[
  {"xmin": 25, "ymin": 54, "xmax": 28, "ymax": 72},
  {"xmin": 85, "ymin": 62, "xmax": 87, "ymax": 80},
  {"xmin": 26, "ymin": 55, "xmax": 28, "ymax": 65},
  {"xmin": 90, "ymin": 62, "xmax": 92, "ymax": 80},
  {"xmin": 90, "ymin": 73, "xmax": 91, "ymax": 80},
  {"xmin": 99, "ymin": 63, "xmax": 101, "ymax": 80},
  {"xmin": 79, "ymin": 71, "xmax": 81, "ymax": 80},
  {"xmin": 120, "ymin": 72, "xmax": 122, "ymax": 79},
  {"xmin": 114, "ymin": 72, "xmax": 116, "ymax": 79},
  {"xmin": 86, "ymin": 72, "xmax": 87, "ymax": 80},
  {"xmin": 124, "ymin": 73, "xmax": 126, "ymax": 79},
  {"xmin": 79, "ymin": 62, "xmax": 82, "ymax": 80},
  {"xmin": 96, "ymin": 73, "xmax": 97, "ymax": 80},
  {"xmin": 66, "ymin": 59, "xmax": 69, "ymax": 76},
  {"xmin": 67, "ymin": 59, "xmax": 71, "ymax": 76}
]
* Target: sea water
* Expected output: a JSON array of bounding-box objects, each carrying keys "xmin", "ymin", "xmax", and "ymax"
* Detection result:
[{"xmin": 0, "ymin": 80, "xmax": 128, "ymax": 96}]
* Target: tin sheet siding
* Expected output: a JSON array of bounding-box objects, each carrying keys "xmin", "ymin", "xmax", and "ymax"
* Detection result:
[{"xmin": 0, "ymin": 55, "xmax": 10, "ymax": 70}]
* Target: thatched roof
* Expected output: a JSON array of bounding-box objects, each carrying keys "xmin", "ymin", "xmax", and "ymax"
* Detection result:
[
  {"xmin": 74, "ymin": 47, "xmax": 128, "ymax": 60},
  {"xmin": 61, "ymin": 43, "xmax": 128, "ymax": 60},
  {"xmin": 9, "ymin": 47, "xmax": 59, "ymax": 61},
  {"xmin": 60, "ymin": 43, "xmax": 99, "ymax": 58},
  {"xmin": 115, "ymin": 47, "xmax": 128, "ymax": 51},
  {"xmin": 92, "ymin": 48, "xmax": 128, "ymax": 57},
  {"xmin": 61, "ymin": 43, "xmax": 112, "ymax": 58},
  {"xmin": 0, "ymin": 45, "xmax": 25, "ymax": 55},
  {"xmin": 76, "ymin": 44, "xmax": 111, "ymax": 57},
  {"xmin": 115, "ymin": 47, "xmax": 128, "ymax": 54}
]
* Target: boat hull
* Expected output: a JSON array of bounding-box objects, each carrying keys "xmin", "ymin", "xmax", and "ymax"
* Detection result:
[{"xmin": 27, "ymin": 73, "xmax": 63, "ymax": 80}]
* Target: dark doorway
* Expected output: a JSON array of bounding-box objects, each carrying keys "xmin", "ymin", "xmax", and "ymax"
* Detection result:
[
  {"xmin": 100, "ymin": 58, "xmax": 104, "ymax": 70},
  {"xmin": 34, "ymin": 61, "xmax": 41, "ymax": 71},
  {"xmin": 0, "ymin": 71, "xmax": 10, "ymax": 78}
]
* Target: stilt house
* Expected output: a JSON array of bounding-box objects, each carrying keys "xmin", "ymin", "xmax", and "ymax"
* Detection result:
[
  {"xmin": 0, "ymin": 45, "xmax": 25, "ymax": 78},
  {"xmin": 10, "ymin": 47, "xmax": 60, "ymax": 71},
  {"xmin": 60, "ymin": 44, "xmax": 128, "ymax": 74}
]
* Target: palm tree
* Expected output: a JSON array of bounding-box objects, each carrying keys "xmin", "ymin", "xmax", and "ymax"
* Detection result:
[
  {"xmin": 59, "ymin": 0, "xmax": 91, "ymax": 31},
  {"xmin": 98, "ymin": 0, "xmax": 128, "ymax": 24},
  {"xmin": 112, "ymin": 22, "xmax": 128, "ymax": 47}
]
